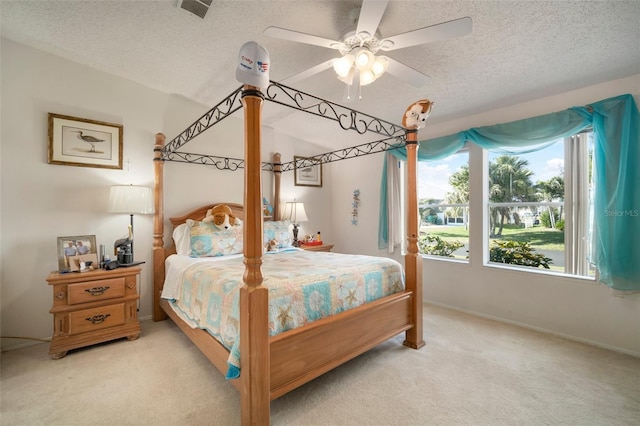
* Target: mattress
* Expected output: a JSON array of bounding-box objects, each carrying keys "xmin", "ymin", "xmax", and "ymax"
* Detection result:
[{"xmin": 161, "ymin": 248, "xmax": 405, "ymax": 378}]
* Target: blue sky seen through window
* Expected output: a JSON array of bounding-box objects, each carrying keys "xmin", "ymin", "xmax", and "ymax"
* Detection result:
[{"xmin": 419, "ymin": 141, "xmax": 565, "ymax": 200}]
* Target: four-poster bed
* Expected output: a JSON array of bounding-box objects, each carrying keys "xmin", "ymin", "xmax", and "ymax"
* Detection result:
[{"xmin": 152, "ymin": 81, "xmax": 424, "ymax": 424}]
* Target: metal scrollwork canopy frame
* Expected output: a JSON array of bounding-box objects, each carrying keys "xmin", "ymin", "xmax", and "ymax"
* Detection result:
[{"xmin": 159, "ymin": 81, "xmax": 408, "ymax": 172}]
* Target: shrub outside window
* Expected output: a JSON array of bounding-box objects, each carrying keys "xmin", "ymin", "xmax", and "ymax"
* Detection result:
[{"xmin": 418, "ymin": 151, "xmax": 469, "ymax": 261}]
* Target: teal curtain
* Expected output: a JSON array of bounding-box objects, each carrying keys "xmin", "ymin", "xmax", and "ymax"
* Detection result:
[
  {"xmin": 378, "ymin": 154, "xmax": 390, "ymax": 249},
  {"xmin": 379, "ymin": 93, "xmax": 640, "ymax": 291},
  {"xmin": 587, "ymin": 95, "xmax": 640, "ymax": 291}
]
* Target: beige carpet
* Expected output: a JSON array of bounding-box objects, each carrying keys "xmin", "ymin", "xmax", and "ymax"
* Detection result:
[{"xmin": 1, "ymin": 304, "xmax": 639, "ymax": 425}]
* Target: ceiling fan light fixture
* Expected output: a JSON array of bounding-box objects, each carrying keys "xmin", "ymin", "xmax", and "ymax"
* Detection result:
[
  {"xmin": 371, "ymin": 56, "xmax": 389, "ymax": 77},
  {"xmin": 339, "ymin": 70, "xmax": 355, "ymax": 85},
  {"xmin": 359, "ymin": 69, "xmax": 376, "ymax": 86},
  {"xmin": 334, "ymin": 47, "xmax": 387, "ymax": 87},
  {"xmin": 333, "ymin": 54, "xmax": 355, "ymax": 78},
  {"xmin": 355, "ymin": 48, "xmax": 374, "ymax": 70}
]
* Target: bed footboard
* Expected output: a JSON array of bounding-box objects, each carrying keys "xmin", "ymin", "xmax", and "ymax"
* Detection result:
[
  {"xmin": 161, "ymin": 290, "xmax": 413, "ymax": 401},
  {"xmin": 269, "ymin": 291, "xmax": 413, "ymax": 399}
]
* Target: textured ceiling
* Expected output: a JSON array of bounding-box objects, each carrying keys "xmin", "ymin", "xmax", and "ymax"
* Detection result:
[{"xmin": 2, "ymin": 0, "xmax": 639, "ymax": 149}]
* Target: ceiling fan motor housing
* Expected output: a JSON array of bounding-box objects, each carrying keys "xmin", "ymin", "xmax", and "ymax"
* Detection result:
[{"xmin": 337, "ymin": 28, "xmax": 387, "ymax": 55}]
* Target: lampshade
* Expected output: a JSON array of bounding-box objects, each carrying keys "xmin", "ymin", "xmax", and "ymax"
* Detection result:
[
  {"xmin": 283, "ymin": 201, "xmax": 308, "ymax": 224},
  {"xmin": 107, "ymin": 185, "xmax": 155, "ymax": 214}
]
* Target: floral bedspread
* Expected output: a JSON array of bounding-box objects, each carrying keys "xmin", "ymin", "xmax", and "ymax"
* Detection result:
[{"xmin": 163, "ymin": 249, "xmax": 404, "ymax": 379}]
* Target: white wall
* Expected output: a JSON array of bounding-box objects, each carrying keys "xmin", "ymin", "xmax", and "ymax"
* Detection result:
[
  {"xmin": 0, "ymin": 39, "xmax": 329, "ymax": 350},
  {"xmin": 331, "ymin": 74, "xmax": 640, "ymax": 356},
  {"xmin": 263, "ymin": 131, "xmax": 334, "ymax": 246},
  {"xmin": 1, "ymin": 38, "xmax": 164, "ymax": 350}
]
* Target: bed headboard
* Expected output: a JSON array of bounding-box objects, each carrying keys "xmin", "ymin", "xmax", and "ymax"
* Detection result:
[
  {"xmin": 169, "ymin": 202, "xmax": 245, "ymax": 228},
  {"xmin": 163, "ymin": 202, "xmax": 244, "ymax": 257}
]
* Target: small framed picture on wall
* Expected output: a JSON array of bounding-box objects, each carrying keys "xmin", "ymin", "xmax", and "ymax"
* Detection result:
[{"xmin": 294, "ymin": 156, "xmax": 322, "ymax": 187}]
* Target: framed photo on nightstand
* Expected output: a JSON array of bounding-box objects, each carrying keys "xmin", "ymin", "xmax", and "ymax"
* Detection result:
[{"xmin": 57, "ymin": 235, "xmax": 98, "ymax": 272}]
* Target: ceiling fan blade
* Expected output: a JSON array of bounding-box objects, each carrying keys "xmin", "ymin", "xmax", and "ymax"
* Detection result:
[
  {"xmin": 379, "ymin": 17, "xmax": 472, "ymax": 51},
  {"xmin": 383, "ymin": 57, "xmax": 431, "ymax": 87},
  {"xmin": 280, "ymin": 59, "xmax": 335, "ymax": 85},
  {"xmin": 356, "ymin": 0, "xmax": 389, "ymax": 39},
  {"xmin": 263, "ymin": 27, "xmax": 343, "ymax": 50}
]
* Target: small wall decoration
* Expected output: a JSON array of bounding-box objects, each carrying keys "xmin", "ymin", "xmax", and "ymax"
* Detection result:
[
  {"xmin": 294, "ymin": 156, "xmax": 322, "ymax": 187},
  {"xmin": 263, "ymin": 197, "xmax": 274, "ymax": 218},
  {"xmin": 57, "ymin": 235, "xmax": 98, "ymax": 272},
  {"xmin": 352, "ymin": 189, "xmax": 360, "ymax": 225},
  {"xmin": 48, "ymin": 113, "xmax": 123, "ymax": 169}
]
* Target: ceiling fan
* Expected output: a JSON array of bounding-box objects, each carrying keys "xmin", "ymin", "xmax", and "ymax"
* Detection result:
[{"xmin": 263, "ymin": 0, "xmax": 472, "ymax": 91}]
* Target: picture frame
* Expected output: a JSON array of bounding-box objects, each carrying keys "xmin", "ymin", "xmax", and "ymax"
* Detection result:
[
  {"xmin": 57, "ymin": 235, "xmax": 98, "ymax": 272},
  {"xmin": 294, "ymin": 156, "xmax": 323, "ymax": 187},
  {"xmin": 48, "ymin": 113, "xmax": 123, "ymax": 169}
]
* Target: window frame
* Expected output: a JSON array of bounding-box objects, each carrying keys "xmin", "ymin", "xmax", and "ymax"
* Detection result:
[
  {"xmin": 414, "ymin": 134, "xmax": 595, "ymax": 280},
  {"xmin": 416, "ymin": 147, "xmax": 470, "ymax": 262},
  {"xmin": 483, "ymin": 133, "xmax": 594, "ymax": 278}
]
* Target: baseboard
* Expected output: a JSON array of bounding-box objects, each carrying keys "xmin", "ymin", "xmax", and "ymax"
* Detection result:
[
  {"xmin": 1, "ymin": 336, "xmax": 51, "ymax": 352},
  {"xmin": 425, "ymin": 301, "xmax": 640, "ymax": 358},
  {"xmin": 2, "ymin": 314, "xmax": 154, "ymax": 353}
]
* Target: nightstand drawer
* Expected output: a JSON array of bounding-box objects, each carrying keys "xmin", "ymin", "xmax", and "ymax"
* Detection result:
[
  {"xmin": 68, "ymin": 303, "xmax": 125, "ymax": 335},
  {"xmin": 68, "ymin": 278, "xmax": 125, "ymax": 305}
]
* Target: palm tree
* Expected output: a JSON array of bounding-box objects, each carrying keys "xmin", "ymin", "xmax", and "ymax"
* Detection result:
[
  {"xmin": 489, "ymin": 155, "xmax": 535, "ymax": 236},
  {"xmin": 446, "ymin": 165, "xmax": 470, "ymax": 228},
  {"xmin": 536, "ymin": 175, "xmax": 564, "ymax": 228}
]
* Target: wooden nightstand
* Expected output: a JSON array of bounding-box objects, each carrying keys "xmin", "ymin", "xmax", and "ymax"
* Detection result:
[
  {"xmin": 46, "ymin": 266, "xmax": 141, "ymax": 359},
  {"xmin": 300, "ymin": 243, "xmax": 334, "ymax": 252}
]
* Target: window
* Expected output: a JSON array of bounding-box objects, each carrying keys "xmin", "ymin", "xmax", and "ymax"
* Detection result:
[
  {"xmin": 415, "ymin": 132, "xmax": 595, "ymax": 278},
  {"xmin": 418, "ymin": 150, "xmax": 469, "ymax": 260},
  {"xmin": 486, "ymin": 133, "xmax": 594, "ymax": 277}
]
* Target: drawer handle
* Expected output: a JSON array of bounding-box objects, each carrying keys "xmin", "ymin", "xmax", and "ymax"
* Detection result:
[
  {"xmin": 85, "ymin": 286, "xmax": 110, "ymax": 296},
  {"xmin": 86, "ymin": 314, "xmax": 111, "ymax": 324}
]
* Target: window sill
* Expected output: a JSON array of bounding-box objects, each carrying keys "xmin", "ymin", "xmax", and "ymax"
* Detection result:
[
  {"xmin": 485, "ymin": 262, "xmax": 596, "ymax": 281},
  {"xmin": 420, "ymin": 254, "xmax": 469, "ymax": 265}
]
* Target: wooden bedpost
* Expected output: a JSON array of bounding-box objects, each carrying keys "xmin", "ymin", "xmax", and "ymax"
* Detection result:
[
  {"xmin": 239, "ymin": 85, "xmax": 270, "ymax": 425},
  {"xmin": 153, "ymin": 133, "xmax": 167, "ymax": 322},
  {"xmin": 403, "ymin": 129, "xmax": 425, "ymax": 349},
  {"xmin": 272, "ymin": 152, "xmax": 281, "ymax": 220}
]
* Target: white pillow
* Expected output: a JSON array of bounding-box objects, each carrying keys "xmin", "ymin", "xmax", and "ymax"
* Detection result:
[{"xmin": 173, "ymin": 223, "xmax": 191, "ymax": 255}]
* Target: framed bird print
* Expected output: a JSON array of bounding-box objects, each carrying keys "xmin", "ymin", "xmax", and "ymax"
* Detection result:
[
  {"xmin": 294, "ymin": 155, "xmax": 322, "ymax": 187},
  {"xmin": 48, "ymin": 113, "xmax": 123, "ymax": 169}
]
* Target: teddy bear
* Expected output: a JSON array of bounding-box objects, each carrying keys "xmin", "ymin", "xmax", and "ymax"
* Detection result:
[
  {"xmin": 265, "ymin": 238, "xmax": 279, "ymax": 252},
  {"xmin": 402, "ymin": 99, "xmax": 434, "ymax": 129},
  {"xmin": 202, "ymin": 204, "xmax": 241, "ymax": 230}
]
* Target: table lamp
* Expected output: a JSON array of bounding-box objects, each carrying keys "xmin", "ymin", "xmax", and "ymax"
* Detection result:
[
  {"xmin": 107, "ymin": 185, "xmax": 154, "ymax": 263},
  {"xmin": 283, "ymin": 201, "xmax": 308, "ymax": 247}
]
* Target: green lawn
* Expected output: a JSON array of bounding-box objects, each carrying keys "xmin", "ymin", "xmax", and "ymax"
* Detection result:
[
  {"xmin": 421, "ymin": 223, "xmax": 564, "ymax": 251},
  {"xmin": 420, "ymin": 223, "xmax": 570, "ymax": 273}
]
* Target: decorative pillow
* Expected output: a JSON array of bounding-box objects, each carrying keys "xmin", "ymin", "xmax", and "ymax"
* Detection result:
[
  {"xmin": 189, "ymin": 221, "xmax": 243, "ymax": 257},
  {"xmin": 173, "ymin": 223, "xmax": 192, "ymax": 255},
  {"xmin": 263, "ymin": 220, "xmax": 292, "ymax": 249}
]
